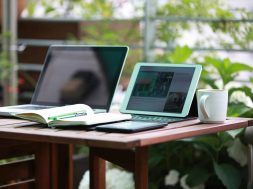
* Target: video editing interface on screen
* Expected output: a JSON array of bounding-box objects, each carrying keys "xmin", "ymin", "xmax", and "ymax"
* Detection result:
[{"xmin": 126, "ymin": 66, "xmax": 195, "ymax": 113}]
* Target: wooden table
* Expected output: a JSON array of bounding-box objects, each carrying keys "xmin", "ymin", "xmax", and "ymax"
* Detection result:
[{"xmin": 0, "ymin": 118, "xmax": 252, "ymax": 189}]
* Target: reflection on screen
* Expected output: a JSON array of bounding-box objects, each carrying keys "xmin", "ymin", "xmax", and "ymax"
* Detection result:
[
  {"xmin": 33, "ymin": 47, "xmax": 126, "ymax": 109},
  {"xmin": 126, "ymin": 66, "xmax": 195, "ymax": 113}
]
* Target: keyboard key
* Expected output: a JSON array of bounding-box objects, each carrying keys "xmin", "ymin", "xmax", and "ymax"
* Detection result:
[{"xmin": 131, "ymin": 115, "xmax": 185, "ymax": 123}]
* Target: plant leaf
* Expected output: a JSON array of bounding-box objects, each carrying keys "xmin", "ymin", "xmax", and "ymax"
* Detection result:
[
  {"xmin": 199, "ymin": 68, "xmax": 220, "ymax": 89},
  {"xmin": 169, "ymin": 45, "xmax": 193, "ymax": 64},
  {"xmin": 201, "ymin": 78, "xmax": 219, "ymax": 89},
  {"xmin": 213, "ymin": 162, "xmax": 242, "ymax": 189},
  {"xmin": 217, "ymin": 132, "xmax": 234, "ymax": 147},
  {"xmin": 179, "ymin": 136, "xmax": 218, "ymax": 159},
  {"xmin": 229, "ymin": 86, "xmax": 253, "ymax": 101},
  {"xmin": 190, "ymin": 135, "xmax": 221, "ymax": 151},
  {"xmin": 225, "ymin": 129, "xmax": 244, "ymax": 139},
  {"xmin": 204, "ymin": 57, "xmax": 253, "ymax": 87},
  {"xmin": 228, "ymin": 102, "xmax": 252, "ymax": 117},
  {"xmin": 250, "ymin": 78, "xmax": 253, "ymax": 83},
  {"xmin": 240, "ymin": 108, "xmax": 253, "ymax": 118},
  {"xmin": 204, "ymin": 57, "xmax": 233, "ymax": 86},
  {"xmin": 186, "ymin": 166, "xmax": 211, "ymax": 187},
  {"xmin": 228, "ymin": 63, "xmax": 253, "ymax": 74}
]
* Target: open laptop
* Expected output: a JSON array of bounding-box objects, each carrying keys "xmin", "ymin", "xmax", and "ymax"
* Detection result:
[
  {"xmin": 0, "ymin": 45, "xmax": 129, "ymax": 116},
  {"xmin": 119, "ymin": 62, "xmax": 202, "ymax": 123}
]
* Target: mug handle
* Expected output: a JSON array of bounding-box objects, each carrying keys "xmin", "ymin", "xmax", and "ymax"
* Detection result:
[{"xmin": 200, "ymin": 95, "xmax": 209, "ymax": 119}]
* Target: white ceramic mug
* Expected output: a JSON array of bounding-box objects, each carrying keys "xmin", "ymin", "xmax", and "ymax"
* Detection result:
[{"xmin": 197, "ymin": 89, "xmax": 228, "ymax": 123}]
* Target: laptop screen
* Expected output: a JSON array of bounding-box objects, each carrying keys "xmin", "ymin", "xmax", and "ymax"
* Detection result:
[
  {"xmin": 120, "ymin": 63, "xmax": 202, "ymax": 117},
  {"xmin": 32, "ymin": 45, "xmax": 128, "ymax": 110}
]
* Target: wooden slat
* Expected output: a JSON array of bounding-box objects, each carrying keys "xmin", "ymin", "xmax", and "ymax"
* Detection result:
[
  {"xmin": 0, "ymin": 127, "xmax": 134, "ymax": 149},
  {"xmin": 249, "ymin": 119, "xmax": 253, "ymax": 126},
  {"xmin": 0, "ymin": 119, "xmax": 37, "ymax": 127},
  {"xmin": 0, "ymin": 179, "xmax": 35, "ymax": 189},
  {"xmin": 127, "ymin": 119, "xmax": 250, "ymax": 147},
  {"xmin": 0, "ymin": 159, "xmax": 34, "ymax": 184},
  {"xmin": 0, "ymin": 140, "xmax": 52, "ymax": 189},
  {"xmin": 0, "ymin": 143, "xmax": 37, "ymax": 160},
  {"xmin": 0, "ymin": 118, "xmax": 251, "ymax": 149},
  {"xmin": 0, "ymin": 139, "xmax": 32, "ymax": 148},
  {"xmin": 0, "ymin": 118, "xmax": 31, "ymax": 124}
]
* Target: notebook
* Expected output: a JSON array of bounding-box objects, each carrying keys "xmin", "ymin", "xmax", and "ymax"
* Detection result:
[
  {"xmin": 0, "ymin": 45, "xmax": 129, "ymax": 116},
  {"xmin": 120, "ymin": 62, "xmax": 202, "ymax": 123}
]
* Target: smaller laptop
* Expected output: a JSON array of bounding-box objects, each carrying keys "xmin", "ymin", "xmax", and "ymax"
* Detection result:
[
  {"xmin": 0, "ymin": 45, "xmax": 129, "ymax": 116},
  {"xmin": 120, "ymin": 62, "xmax": 202, "ymax": 123}
]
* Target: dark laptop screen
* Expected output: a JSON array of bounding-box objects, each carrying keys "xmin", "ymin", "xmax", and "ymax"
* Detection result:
[
  {"xmin": 126, "ymin": 66, "xmax": 195, "ymax": 113},
  {"xmin": 31, "ymin": 46, "xmax": 128, "ymax": 110}
]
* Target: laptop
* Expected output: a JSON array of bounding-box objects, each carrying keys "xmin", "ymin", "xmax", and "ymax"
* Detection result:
[
  {"xmin": 119, "ymin": 62, "xmax": 202, "ymax": 123},
  {"xmin": 0, "ymin": 45, "xmax": 129, "ymax": 116}
]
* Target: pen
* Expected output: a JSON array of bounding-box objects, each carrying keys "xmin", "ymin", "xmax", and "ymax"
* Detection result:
[{"xmin": 48, "ymin": 111, "xmax": 87, "ymax": 121}]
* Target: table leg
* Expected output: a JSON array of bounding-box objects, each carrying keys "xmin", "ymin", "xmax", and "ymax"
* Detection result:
[
  {"xmin": 88, "ymin": 146, "xmax": 148, "ymax": 189},
  {"xmin": 35, "ymin": 143, "xmax": 51, "ymax": 189},
  {"xmin": 51, "ymin": 144, "xmax": 73, "ymax": 189},
  {"xmin": 135, "ymin": 147, "xmax": 148, "ymax": 189},
  {"xmin": 89, "ymin": 147, "xmax": 106, "ymax": 189}
]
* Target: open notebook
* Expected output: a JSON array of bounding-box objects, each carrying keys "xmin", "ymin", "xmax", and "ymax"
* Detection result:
[{"xmin": 14, "ymin": 104, "xmax": 132, "ymax": 127}]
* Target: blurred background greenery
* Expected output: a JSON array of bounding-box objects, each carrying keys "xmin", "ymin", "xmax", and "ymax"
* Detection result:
[{"xmin": 1, "ymin": 0, "xmax": 253, "ymax": 188}]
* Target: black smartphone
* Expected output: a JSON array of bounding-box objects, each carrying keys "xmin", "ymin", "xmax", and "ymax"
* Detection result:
[{"xmin": 96, "ymin": 120, "xmax": 167, "ymax": 133}]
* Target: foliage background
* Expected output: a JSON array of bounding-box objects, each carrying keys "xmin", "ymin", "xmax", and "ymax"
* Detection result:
[{"xmin": 23, "ymin": 0, "xmax": 253, "ymax": 188}]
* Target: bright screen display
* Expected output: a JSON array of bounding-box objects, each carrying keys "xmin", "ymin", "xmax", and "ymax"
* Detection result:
[{"xmin": 126, "ymin": 66, "xmax": 195, "ymax": 113}]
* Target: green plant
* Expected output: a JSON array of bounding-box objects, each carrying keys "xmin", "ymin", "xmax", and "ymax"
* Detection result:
[
  {"xmin": 150, "ymin": 45, "xmax": 253, "ymax": 189},
  {"xmin": 159, "ymin": 45, "xmax": 253, "ymax": 118},
  {"xmin": 24, "ymin": 1, "xmax": 253, "ymax": 188},
  {"xmin": 25, "ymin": 0, "xmax": 116, "ymax": 18},
  {"xmin": 149, "ymin": 129, "xmax": 247, "ymax": 189},
  {"xmin": 201, "ymin": 57, "xmax": 253, "ymax": 117},
  {"xmin": 0, "ymin": 52, "xmax": 10, "ymax": 82},
  {"xmin": 0, "ymin": 34, "xmax": 12, "ymax": 105},
  {"xmin": 0, "ymin": 33, "xmax": 12, "ymax": 83},
  {"xmin": 156, "ymin": 0, "xmax": 253, "ymax": 49}
]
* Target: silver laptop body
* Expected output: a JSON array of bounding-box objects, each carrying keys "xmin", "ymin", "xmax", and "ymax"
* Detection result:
[{"xmin": 0, "ymin": 45, "xmax": 129, "ymax": 116}]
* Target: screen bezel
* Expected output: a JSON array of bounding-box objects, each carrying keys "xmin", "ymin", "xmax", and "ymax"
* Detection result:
[
  {"xmin": 31, "ymin": 45, "xmax": 129, "ymax": 111},
  {"xmin": 120, "ymin": 62, "xmax": 202, "ymax": 117}
]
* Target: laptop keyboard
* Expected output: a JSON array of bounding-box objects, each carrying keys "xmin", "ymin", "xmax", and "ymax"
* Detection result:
[
  {"xmin": 26, "ymin": 106, "xmax": 52, "ymax": 110},
  {"xmin": 132, "ymin": 114, "xmax": 190, "ymax": 123},
  {"xmin": 12, "ymin": 105, "xmax": 54, "ymax": 110}
]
